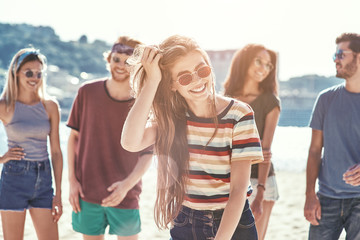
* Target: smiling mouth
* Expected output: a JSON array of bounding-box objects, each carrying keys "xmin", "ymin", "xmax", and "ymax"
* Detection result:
[
  {"xmin": 256, "ymin": 71, "xmax": 264, "ymax": 76},
  {"xmin": 190, "ymin": 83, "xmax": 206, "ymax": 93},
  {"xmin": 28, "ymin": 81, "xmax": 37, "ymax": 86}
]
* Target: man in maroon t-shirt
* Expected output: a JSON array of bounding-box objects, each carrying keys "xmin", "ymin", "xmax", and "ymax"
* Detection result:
[{"xmin": 67, "ymin": 36, "xmax": 152, "ymax": 239}]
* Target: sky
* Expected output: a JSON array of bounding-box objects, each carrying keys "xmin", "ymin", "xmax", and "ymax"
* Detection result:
[{"xmin": 1, "ymin": 0, "xmax": 359, "ymax": 81}]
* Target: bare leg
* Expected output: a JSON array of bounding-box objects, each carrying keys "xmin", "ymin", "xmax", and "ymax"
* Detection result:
[
  {"xmin": 29, "ymin": 208, "xmax": 58, "ymax": 240},
  {"xmin": 117, "ymin": 234, "xmax": 139, "ymax": 240},
  {"xmin": 83, "ymin": 235, "xmax": 104, "ymax": 240},
  {"xmin": 82, "ymin": 232, "xmax": 139, "ymax": 239},
  {"xmin": 83, "ymin": 234, "xmax": 139, "ymax": 239},
  {"xmin": 256, "ymin": 200, "xmax": 275, "ymax": 240},
  {"xmin": 1, "ymin": 211, "xmax": 26, "ymax": 240}
]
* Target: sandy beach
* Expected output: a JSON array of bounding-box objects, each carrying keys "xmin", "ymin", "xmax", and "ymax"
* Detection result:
[{"xmin": 0, "ymin": 168, "xmax": 346, "ymax": 240}]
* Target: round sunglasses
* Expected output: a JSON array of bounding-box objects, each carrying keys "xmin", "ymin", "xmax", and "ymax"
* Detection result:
[
  {"xmin": 21, "ymin": 70, "xmax": 43, "ymax": 79},
  {"xmin": 176, "ymin": 65, "xmax": 212, "ymax": 86}
]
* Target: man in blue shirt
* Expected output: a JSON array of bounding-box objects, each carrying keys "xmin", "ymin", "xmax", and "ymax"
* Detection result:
[{"xmin": 304, "ymin": 33, "xmax": 360, "ymax": 239}]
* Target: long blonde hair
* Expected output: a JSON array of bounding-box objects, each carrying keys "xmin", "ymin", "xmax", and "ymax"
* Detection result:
[
  {"xmin": 1, "ymin": 48, "xmax": 48, "ymax": 108},
  {"xmin": 130, "ymin": 35, "xmax": 217, "ymax": 229}
]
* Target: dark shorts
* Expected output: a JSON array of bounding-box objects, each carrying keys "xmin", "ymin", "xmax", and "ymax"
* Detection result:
[
  {"xmin": 0, "ymin": 160, "xmax": 53, "ymax": 211},
  {"xmin": 170, "ymin": 199, "xmax": 257, "ymax": 240}
]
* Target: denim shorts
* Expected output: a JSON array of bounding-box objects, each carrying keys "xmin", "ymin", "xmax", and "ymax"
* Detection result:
[
  {"xmin": 0, "ymin": 160, "xmax": 53, "ymax": 211},
  {"xmin": 72, "ymin": 199, "xmax": 141, "ymax": 236},
  {"xmin": 248, "ymin": 175, "xmax": 280, "ymax": 202},
  {"xmin": 170, "ymin": 199, "xmax": 257, "ymax": 240}
]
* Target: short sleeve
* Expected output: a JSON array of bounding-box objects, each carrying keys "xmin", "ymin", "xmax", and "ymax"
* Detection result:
[
  {"xmin": 266, "ymin": 94, "xmax": 281, "ymax": 113},
  {"xmin": 66, "ymin": 87, "xmax": 83, "ymax": 131},
  {"xmin": 309, "ymin": 93, "xmax": 325, "ymax": 131},
  {"xmin": 231, "ymin": 109, "xmax": 264, "ymax": 164}
]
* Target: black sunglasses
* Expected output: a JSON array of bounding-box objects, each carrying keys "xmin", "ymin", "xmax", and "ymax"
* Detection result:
[
  {"xmin": 22, "ymin": 70, "xmax": 43, "ymax": 79},
  {"xmin": 333, "ymin": 49, "xmax": 353, "ymax": 61}
]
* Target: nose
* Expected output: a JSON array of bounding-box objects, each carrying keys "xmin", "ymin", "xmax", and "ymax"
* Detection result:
[
  {"xmin": 191, "ymin": 72, "xmax": 202, "ymax": 84},
  {"xmin": 29, "ymin": 75, "xmax": 40, "ymax": 80},
  {"xmin": 194, "ymin": 72, "xmax": 202, "ymax": 80},
  {"xmin": 260, "ymin": 65, "xmax": 268, "ymax": 72}
]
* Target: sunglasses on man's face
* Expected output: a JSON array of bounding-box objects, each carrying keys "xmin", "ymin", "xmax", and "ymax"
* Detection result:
[
  {"xmin": 112, "ymin": 56, "xmax": 130, "ymax": 66},
  {"xmin": 177, "ymin": 65, "xmax": 212, "ymax": 86},
  {"xmin": 333, "ymin": 49, "xmax": 353, "ymax": 61},
  {"xmin": 112, "ymin": 56, "xmax": 122, "ymax": 63},
  {"xmin": 21, "ymin": 70, "xmax": 43, "ymax": 79}
]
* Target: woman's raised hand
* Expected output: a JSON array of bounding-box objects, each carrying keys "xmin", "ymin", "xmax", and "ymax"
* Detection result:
[{"xmin": 141, "ymin": 46, "xmax": 162, "ymax": 84}]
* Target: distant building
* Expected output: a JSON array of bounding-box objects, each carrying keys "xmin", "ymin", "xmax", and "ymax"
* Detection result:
[{"xmin": 206, "ymin": 49, "xmax": 236, "ymax": 92}]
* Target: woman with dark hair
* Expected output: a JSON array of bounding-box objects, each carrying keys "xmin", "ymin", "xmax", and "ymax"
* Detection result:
[
  {"xmin": 223, "ymin": 44, "xmax": 281, "ymax": 240},
  {"xmin": 0, "ymin": 48, "xmax": 63, "ymax": 239},
  {"xmin": 121, "ymin": 36, "xmax": 264, "ymax": 239}
]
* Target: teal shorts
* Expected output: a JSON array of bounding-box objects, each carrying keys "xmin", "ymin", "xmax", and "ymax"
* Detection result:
[{"xmin": 72, "ymin": 199, "xmax": 141, "ymax": 236}]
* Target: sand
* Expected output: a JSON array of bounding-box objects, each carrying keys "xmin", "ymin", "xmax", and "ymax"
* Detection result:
[{"xmin": 0, "ymin": 168, "xmax": 346, "ymax": 239}]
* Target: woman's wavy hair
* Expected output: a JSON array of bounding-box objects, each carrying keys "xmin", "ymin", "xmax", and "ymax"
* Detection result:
[
  {"xmin": 130, "ymin": 35, "xmax": 216, "ymax": 229},
  {"xmin": 1, "ymin": 48, "xmax": 48, "ymax": 108},
  {"xmin": 223, "ymin": 44, "xmax": 278, "ymax": 97}
]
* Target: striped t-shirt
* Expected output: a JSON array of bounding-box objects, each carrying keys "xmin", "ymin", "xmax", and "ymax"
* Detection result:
[{"xmin": 183, "ymin": 99, "xmax": 263, "ymax": 210}]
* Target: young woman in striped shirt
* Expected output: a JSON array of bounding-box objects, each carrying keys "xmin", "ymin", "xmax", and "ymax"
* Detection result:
[{"xmin": 122, "ymin": 35, "xmax": 264, "ymax": 240}]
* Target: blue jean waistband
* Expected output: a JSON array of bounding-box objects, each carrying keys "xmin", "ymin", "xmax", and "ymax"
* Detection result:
[
  {"xmin": 180, "ymin": 199, "xmax": 249, "ymax": 221},
  {"xmin": 5, "ymin": 160, "xmax": 50, "ymax": 171},
  {"xmin": 180, "ymin": 205, "xmax": 225, "ymax": 221}
]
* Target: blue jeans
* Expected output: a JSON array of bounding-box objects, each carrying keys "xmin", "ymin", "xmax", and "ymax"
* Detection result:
[
  {"xmin": 0, "ymin": 160, "xmax": 53, "ymax": 211},
  {"xmin": 309, "ymin": 194, "xmax": 360, "ymax": 240},
  {"xmin": 170, "ymin": 199, "xmax": 257, "ymax": 240}
]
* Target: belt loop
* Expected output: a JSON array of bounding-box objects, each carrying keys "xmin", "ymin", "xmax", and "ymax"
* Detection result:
[
  {"xmin": 26, "ymin": 161, "xmax": 30, "ymax": 171},
  {"xmin": 45, "ymin": 159, "xmax": 50, "ymax": 171},
  {"xmin": 189, "ymin": 208, "xmax": 194, "ymax": 224}
]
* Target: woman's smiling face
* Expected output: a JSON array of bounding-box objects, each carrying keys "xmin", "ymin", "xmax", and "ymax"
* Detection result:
[{"xmin": 171, "ymin": 50, "xmax": 213, "ymax": 106}]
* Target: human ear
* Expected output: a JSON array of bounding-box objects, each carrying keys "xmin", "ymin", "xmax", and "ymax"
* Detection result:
[{"xmin": 171, "ymin": 80, "xmax": 178, "ymax": 92}]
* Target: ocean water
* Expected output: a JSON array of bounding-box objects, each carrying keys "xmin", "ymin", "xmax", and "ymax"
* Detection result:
[
  {"xmin": 0, "ymin": 122, "xmax": 310, "ymax": 172},
  {"xmin": 278, "ymin": 109, "xmax": 312, "ymax": 127}
]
